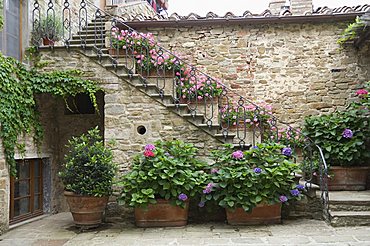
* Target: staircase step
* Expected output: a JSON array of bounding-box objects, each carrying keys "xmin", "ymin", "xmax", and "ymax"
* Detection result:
[
  {"xmin": 214, "ymin": 133, "xmax": 236, "ymax": 143},
  {"xmin": 73, "ymin": 34, "xmax": 106, "ymax": 40},
  {"xmin": 330, "ymin": 210, "xmax": 370, "ymax": 227},
  {"xmin": 329, "ymin": 191, "xmax": 370, "ymax": 211},
  {"xmin": 69, "ymin": 38, "xmax": 105, "ymax": 45},
  {"xmin": 77, "ymin": 30, "xmax": 107, "ymax": 35}
]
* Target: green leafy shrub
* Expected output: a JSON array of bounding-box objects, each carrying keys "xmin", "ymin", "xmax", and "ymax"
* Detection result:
[
  {"xmin": 59, "ymin": 127, "xmax": 117, "ymax": 197},
  {"xmin": 118, "ymin": 140, "xmax": 208, "ymax": 208},
  {"xmin": 303, "ymin": 109, "xmax": 370, "ymax": 166},
  {"xmin": 201, "ymin": 143, "xmax": 302, "ymax": 212}
]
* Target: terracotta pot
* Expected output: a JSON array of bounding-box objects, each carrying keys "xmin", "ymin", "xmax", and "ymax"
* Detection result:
[
  {"xmin": 328, "ymin": 166, "xmax": 370, "ymax": 191},
  {"xmin": 226, "ymin": 203, "xmax": 281, "ymax": 225},
  {"xmin": 42, "ymin": 38, "xmax": 54, "ymax": 46},
  {"xmin": 134, "ymin": 199, "xmax": 189, "ymax": 227},
  {"xmin": 108, "ymin": 48, "xmax": 131, "ymax": 56},
  {"xmin": 64, "ymin": 191, "xmax": 108, "ymax": 228}
]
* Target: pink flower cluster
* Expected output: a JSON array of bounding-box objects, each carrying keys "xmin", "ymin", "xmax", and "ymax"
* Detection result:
[
  {"xmin": 356, "ymin": 89, "xmax": 368, "ymax": 97},
  {"xmin": 220, "ymin": 101, "xmax": 273, "ymax": 126}
]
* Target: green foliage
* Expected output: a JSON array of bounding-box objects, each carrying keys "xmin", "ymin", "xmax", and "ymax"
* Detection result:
[
  {"xmin": 118, "ymin": 140, "xmax": 208, "ymax": 208},
  {"xmin": 0, "ymin": 52, "xmax": 100, "ymax": 175},
  {"xmin": 303, "ymin": 109, "xmax": 370, "ymax": 167},
  {"xmin": 203, "ymin": 143, "xmax": 302, "ymax": 212},
  {"xmin": 337, "ymin": 16, "xmax": 366, "ymax": 46},
  {"xmin": 350, "ymin": 82, "xmax": 370, "ymax": 114},
  {"xmin": 59, "ymin": 128, "xmax": 117, "ymax": 196}
]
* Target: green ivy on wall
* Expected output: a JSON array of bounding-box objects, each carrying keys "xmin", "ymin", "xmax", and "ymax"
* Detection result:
[
  {"xmin": 0, "ymin": 52, "xmax": 100, "ymax": 175},
  {"xmin": 337, "ymin": 16, "xmax": 366, "ymax": 47}
]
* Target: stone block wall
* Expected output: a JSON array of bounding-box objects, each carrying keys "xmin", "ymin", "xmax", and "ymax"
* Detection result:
[
  {"xmin": 134, "ymin": 21, "xmax": 369, "ymax": 125},
  {"xmin": 40, "ymin": 48, "xmax": 222, "ymax": 167},
  {"xmin": 0, "ymin": 143, "xmax": 9, "ymax": 235}
]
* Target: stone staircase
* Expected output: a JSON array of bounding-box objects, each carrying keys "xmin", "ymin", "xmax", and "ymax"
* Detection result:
[
  {"xmin": 329, "ymin": 191, "xmax": 370, "ymax": 226},
  {"xmin": 44, "ymin": 17, "xmax": 262, "ymax": 146}
]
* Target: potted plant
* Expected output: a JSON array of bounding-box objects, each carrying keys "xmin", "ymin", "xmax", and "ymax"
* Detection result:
[
  {"xmin": 118, "ymin": 140, "xmax": 208, "ymax": 227},
  {"xmin": 59, "ymin": 127, "xmax": 117, "ymax": 228},
  {"xmin": 32, "ymin": 15, "xmax": 63, "ymax": 46},
  {"xmin": 201, "ymin": 143, "xmax": 303, "ymax": 225},
  {"xmin": 219, "ymin": 101, "xmax": 272, "ymax": 129},
  {"xmin": 303, "ymin": 86, "xmax": 370, "ymax": 190}
]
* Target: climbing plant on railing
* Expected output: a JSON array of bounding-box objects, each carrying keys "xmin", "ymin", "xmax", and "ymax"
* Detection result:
[{"xmin": 0, "ymin": 52, "xmax": 100, "ymax": 175}]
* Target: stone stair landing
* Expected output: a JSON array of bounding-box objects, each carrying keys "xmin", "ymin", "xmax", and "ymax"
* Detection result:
[{"xmin": 329, "ymin": 190, "xmax": 370, "ymax": 227}]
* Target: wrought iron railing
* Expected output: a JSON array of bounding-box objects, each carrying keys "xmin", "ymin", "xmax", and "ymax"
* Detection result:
[{"xmin": 31, "ymin": 0, "xmax": 329, "ymax": 220}]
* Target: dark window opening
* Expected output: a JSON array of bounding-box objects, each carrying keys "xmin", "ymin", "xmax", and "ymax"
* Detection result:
[{"xmin": 65, "ymin": 93, "xmax": 95, "ymax": 115}]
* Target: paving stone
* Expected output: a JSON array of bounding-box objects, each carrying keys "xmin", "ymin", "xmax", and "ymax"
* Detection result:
[
  {"xmin": 2, "ymin": 213, "xmax": 370, "ymax": 245},
  {"xmin": 230, "ymin": 237, "xmax": 264, "ymax": 244},
  {"xmin": 265, "ymin": 236, "xmax": 312, "ymax": 245},
  {"xmin": 311, "ymin": 235, "xmax": 357, "ymax": 243}
]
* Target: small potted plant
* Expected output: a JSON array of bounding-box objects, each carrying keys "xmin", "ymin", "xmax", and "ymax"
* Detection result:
[
  {"xmin": 59, "ymin": 127, "xmax": 117, "ymax": 228},
  {"xmin": 219, "ymin": 101, "xmax": 272, "ymax": 129},
  {"xmin": 201, "ymin": 143, "xmax": 303, "ymax": 225},
  {"xmin": 303, "ymin": 85, "xmax": 370, "ymax": 190},
  {"xmin": 118, "ymin": 140, "xmax": 208, "ymax": 227},
  {"xmin": 32, "ymin": 15, "xmax": 63, "ymax": 46}
]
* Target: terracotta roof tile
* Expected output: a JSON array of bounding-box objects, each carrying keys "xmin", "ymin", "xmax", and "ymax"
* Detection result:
[{"xmin": 123, "ymin": 4, "xmax": 369, "ymax": 22}]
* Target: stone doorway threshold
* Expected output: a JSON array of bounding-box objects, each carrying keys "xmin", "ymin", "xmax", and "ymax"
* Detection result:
[{"xmin": 9, "ymin": 214, "xmax": 49, "ymax": 230}]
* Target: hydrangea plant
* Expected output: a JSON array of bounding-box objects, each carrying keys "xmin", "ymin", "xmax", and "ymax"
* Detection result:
[
  {"xmin": 118, "ymin": 140, "xmax": 208, "ymax": 208},
  {"xmin": 303, "ymin": 109, "xmax": 370, "ymax": 166},
  {"xmin": 200, "ymin": 143, "xmax": 302, "ymax": 212}
]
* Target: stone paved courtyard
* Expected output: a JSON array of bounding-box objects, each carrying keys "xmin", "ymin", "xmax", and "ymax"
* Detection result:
[{"xmin": 1, "ymin": 213, "xmax": 370, "ymax": 246}]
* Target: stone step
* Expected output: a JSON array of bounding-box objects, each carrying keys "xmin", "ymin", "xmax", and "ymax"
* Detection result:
[
  {"xmin": 72, "ymin": 33, "xmax": 105, "ymax": 40},
  {"xmin": 330, "ymin": 210, "xmax": 370, "ymax": 227},
  {"xmin": 77, "ymin": 30, "xmax": 107, "ymax": 35},
  {"xmin": 329, "ymin": 191, "xmax": 370, "ymax": 211},
  {"xmin": 69, "ymin": 38, "xmax": 105, "ymax": 45}
]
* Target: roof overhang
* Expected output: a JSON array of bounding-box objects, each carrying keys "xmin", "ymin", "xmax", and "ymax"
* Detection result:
[{"xmin": 121, "ymin": 13, "xmax": 363, "ymax": 29}]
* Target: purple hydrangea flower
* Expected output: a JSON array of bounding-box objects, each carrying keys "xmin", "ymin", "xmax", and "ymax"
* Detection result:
[
  {"xmin": 203, "ymin": 188, "xmax": 211, "ymax": 194},
  {"xmin": 144, "ymin": 144, "xmax": 155, "ymax": 151},
  {"xmin": 252, "ymin": 146, "xmax": 259, "ymax": 149},
  {"xmin": 342, "ymin": 128, "xmax": 353, "ymax": 139},
  {"xmin": 178, "ymin": 193, "xmax": 188, "ymax": 201},
  {"xmin": 198, "ymin": 201, "xmax": 205, "ymax": 208},
  {"xmin": 232, "ymin": 150, "xmax": 244, "ymax": 159},
  {"xmin": 254, "ymin": 167, "xmax": 262, "ymax": 174},
  {"xmin": 296, "ymin": 184, "xmax": 305, "ymax": 190},
  {"xmin": 279, "ymin": 195, "xmax": 288, "ymax": 203},
  {"xmin": 290, "ymin": 189, "xmax": 300, "ymax": 197},
  {"xmin": 282, "ymin": 147, "xmax": 292, "ymax": 157},
  {"xmin": 211, "ymin": 168, "xmax": 219, "ymax": 174}
]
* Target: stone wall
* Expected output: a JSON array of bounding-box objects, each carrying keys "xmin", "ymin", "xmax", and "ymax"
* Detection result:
[
  {"xmin": 133, "ymin": 21, "xmax": 369, "ymax": 125},
  {"xmin": 40, "ymin": 48, "xmax": 223, "ymax": 171},
  {"xmin": 0, "ymin": 141, "xmax": 9, "ymax": 235}
]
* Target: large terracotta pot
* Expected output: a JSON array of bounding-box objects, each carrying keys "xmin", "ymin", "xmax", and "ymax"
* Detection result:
[
  {"xmin": 226, "ymin": 203, "xmax": 281, "ymax": 225},
  {"xmin": 64, "ymin": 191, "xmax": 108, "ymax": 228},
  {"xmin": 328, "ymin": 166, "xmax": 370, "ymax": 191},
  {"xmin": 134, "ymin": 199, "xmax": 189, "ymax": 227}
]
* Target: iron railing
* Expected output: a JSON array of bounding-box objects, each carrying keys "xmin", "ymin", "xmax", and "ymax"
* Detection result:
[{"xmin": 31, "ymin": 0, "xmax": 329, "ymax": 220}]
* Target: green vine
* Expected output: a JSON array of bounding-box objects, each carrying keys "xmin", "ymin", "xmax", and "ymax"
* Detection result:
[
  {"xmin": 0, "ymin": 51, "xmax": 100, "ymax": 175},
  {"xmin": 337, "ymin": 16, "xmax": 366, "ymax": 46}
]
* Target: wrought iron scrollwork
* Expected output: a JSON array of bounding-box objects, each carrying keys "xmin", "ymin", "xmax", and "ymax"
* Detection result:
[
  {"xmin": 79, "ymin": 0, "xmax": 88, "ymax": 49},
  {"xmin": 94, "ymin": 8, "xmax": 104, "ymax": 61},
  {"xmin": 45, "ymin": 0, "xmax": 56, "ymax": 48},
  {"xmin": 62, "ymin": 0, "xmax": 71, "ymax": 48},
  {"xmin": 31, "ymin": 0, "xmax": 41, "ymax": 47}
]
